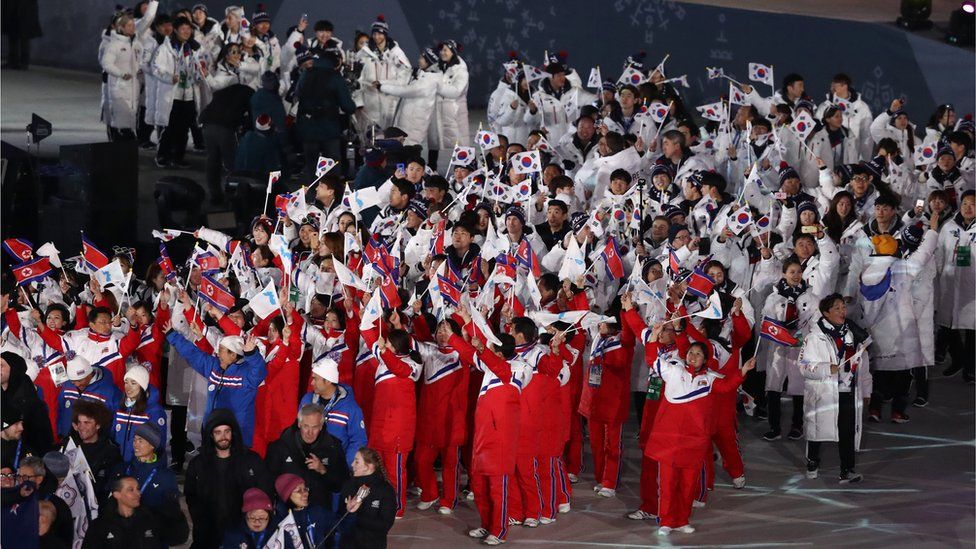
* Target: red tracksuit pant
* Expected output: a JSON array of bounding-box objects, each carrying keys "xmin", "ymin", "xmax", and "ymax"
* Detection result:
[
  {"xmin": 555, "ymin": 456, "xmax": 572, "ymax": 506},
  {"xmin": 471, "ymin": 474, "xmax": 511, "ymax": 539},
  {"xmin": 564, "ymin": 412, "xmax": 584, "ymax": 476},
  {"xmin": 639, "ymin": 455, "xmax": 660, "ymax": 514},
  {"xmin": 536, "ymin": 456, "xmax": 561, "ymax": 520},
  {"xmin": 380, "ymin": 451, "xmax": 408, "ymax": 517},
  {"xmin": 414, "ymin": 445, "xmax": 461, "ymax": 509},
  {"xmin": 714, "ymin": 422, "xmax": 744, "ymax": 480},
  {"xmin": 658, "ymin": 462, "xmax": 701, "ymax": 528},
  {"xmin": 589, "ymin": 420, "xmax": 624, "ymax": 489},
  {"xmin": 509, "ymin": 454, "xmax": 542, "ymax": 521}
]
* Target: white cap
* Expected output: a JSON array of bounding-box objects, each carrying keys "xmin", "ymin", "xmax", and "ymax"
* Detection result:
[
  {"xmin": 218, "ymin": 336, "xmax": 245, "ymax": 356},
  {"xmin": 124, "ymin": 365, "xmax": 150, "ymax": 392},
  {"xmin": 312, "ymin": 357, "xmax": 339, "ymax": 384},
  {"xmin": 66, "ymin": 355, "xmax": 93, "ymax": 381}
]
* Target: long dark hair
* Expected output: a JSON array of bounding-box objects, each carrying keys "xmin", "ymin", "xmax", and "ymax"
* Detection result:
[{"xmin": 822, "ymin": 191, "xmax": 857, "ymax": 243}]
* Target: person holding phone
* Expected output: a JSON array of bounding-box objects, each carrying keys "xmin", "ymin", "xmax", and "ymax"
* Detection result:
[{"xmin": 339, "ymin": 448, "xmax": 396, "ymax": 548}]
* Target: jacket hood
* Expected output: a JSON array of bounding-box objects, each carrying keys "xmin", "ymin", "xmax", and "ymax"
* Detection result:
[
  {"xmin": 202, "ymin": 408, "xmax": 246, "ymax": 456},
  {"xmin": 1, "ymin": 352, "xmax": 30, "ymax": 395}
]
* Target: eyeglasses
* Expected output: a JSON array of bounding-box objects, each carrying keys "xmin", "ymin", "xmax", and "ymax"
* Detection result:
[
  {"xmin": 293, "ymin": 486, "xmax": 310, "ymax": 494},
  {"xmin": 246, "ymin": 515, "xmax": 270, "ymax": 523},
  {"xmin": 851, "ymin": 175, "xmax": 870, "ymax": 182}
]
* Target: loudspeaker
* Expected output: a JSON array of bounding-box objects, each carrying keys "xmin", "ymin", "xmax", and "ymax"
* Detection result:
[{"xmin": 52, "ymin": 142, "xmax": 139, "ymax": 249}]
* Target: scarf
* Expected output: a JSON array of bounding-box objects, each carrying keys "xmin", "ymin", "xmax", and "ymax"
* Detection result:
[
  {"xmin": 87, "ymin": 330, "xmax": 112, "ymax": 343},
  {"xmin": 648, "ymin": 183, "xmax": 680, "ymax": 204},
  {"xmin": 817, "ymin": 318, "xmax": 854, "ymax": 364},
  {"xmin": 826, "ymin": 126, "xmax": 846, "ymax": 148},
  {"xmin": 775, "ymin": 279, "xmax": 808, "ymax": 329}
]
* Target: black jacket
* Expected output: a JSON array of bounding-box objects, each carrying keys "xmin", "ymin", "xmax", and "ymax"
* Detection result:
[
  {"xmin": 199, "ymin": 84, "xmax": 254, "ymax": 130},
  {"xmin": 265, "ymin": 424, "xmax": 349, "ymax": 510},
  {"xmin": 296, "ymin": 59, "xmax": 356, "ymax": 140},
  {"xmin": 185, "ymin": 409, "xmax": 271, "ymax": 548},
  {"xmin": 534, "ymin": 222, "xmax": 570, "ymax": 251},
  {"xmin": 339, "ymin": 472, "xmax": 396, "ymax": 549},
  {"xmin": 37, "ymin": 473, "xmax": 74, "ymax": 547},
  {"xmin": 59, "ymin": 433, "xmax": 120, "ymax": 503},
  {"xmin": 2, "ymin": 352, "xmax": 54, "ymax": 455},
  {"xmin": 80, "ymin": 498, "xmax": 187, "ymax": 549}
]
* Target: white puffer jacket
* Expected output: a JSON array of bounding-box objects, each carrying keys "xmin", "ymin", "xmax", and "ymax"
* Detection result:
[
  {"xmin": 381, "ymin": 68, "xmax": 441, "ymax": 147},
  {"xmin": 356, "ymin": 43, "xmax": 411, "ymax": 130},
  {"xmin": 101, "ymin": 31, "xmax": 143, "ymax": 129},
  {"xmin": 430, "ymin": 58, "xmax": 469, "ymax": 149}
]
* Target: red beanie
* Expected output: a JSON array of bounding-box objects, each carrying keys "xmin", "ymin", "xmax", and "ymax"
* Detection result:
[
  {"xmin": 241, "ymin": 488, "xmax": 272, "ymax": 513},
  {"xmin": 275, "ymin": 473, "xmax": 304, "ymax": 502}
]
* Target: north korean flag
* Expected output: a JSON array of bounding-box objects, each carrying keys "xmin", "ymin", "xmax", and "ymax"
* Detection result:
[
  {"xmin": 437, "ymin": 260, "xmax": 464, "ymax": 307},
  {"xmin": 195, "ymin": 252, "xmax": 221, "ymax": 273},
  {"xmin": 600, "ymin": 236, "xmax": 625, "ymax": 280},
  {"xmin": 157, "ymin": 243, "xmax": 177, "ymax": 281},
  {"xmin": 2, "ymin": 238, "xmax": 33, "ymax": 263},
  {"xmin": 379, "ymin": 274, "xmax": 402, "ymax": 309},
  {"xmin": 669, "ymin": 249, "xmax": 681, "ymax": 274},
  {"xmin": 760, "ymin": 317, "xmax": 799, "ymax": 347},
  {"xmin": 494, "ymin": 254, "xmax": 518, "ymax": 282},
  {"xmin": 81, "ymin": 234, "xmax": 110, "ymax": 272},
  {"xmin": 12, "ymin": 257, "xmax": 51, "ymax": 286},
  {"xmin": 515, "ymin": 240, "xmax": 541, "ymax": 277},
  {"xmin": 199, "ymin": 273, "xmax": 237, "ymax": 313},
  {"xmin": 686, "ymin": 266, "xmax": 716, "ymax": 299},
  {"xmin": 429, "ymin": 219, "xmax": 448, "ymax": 255}
]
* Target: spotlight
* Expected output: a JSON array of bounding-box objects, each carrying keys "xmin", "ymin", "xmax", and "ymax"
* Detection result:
[
  {"xmin": 25, "ymin": 113, "xmax": 52, "ymax": 145},
  {"xmin": 897, "ymin": 0, "xmax": 934, "ymax": 30},
  {"xmin": 947, "ymin": 1, "xmax": 976, "ymax": 46}
]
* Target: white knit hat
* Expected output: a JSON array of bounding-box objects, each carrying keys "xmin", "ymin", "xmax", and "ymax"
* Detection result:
[
  {"xmin": 312, "ymin": 357, "xmax": 339, "ymax": 384},
  {"xmin": 124, "ymin": 365, "xmax": 150, "ymax": 392},
  {"xmin": 219, "ymin": 336, "xmax": 245, "ymax": 356},
  {"xmin": 66, "ymin": 355, "xmax": 93, "ymax": 381}
]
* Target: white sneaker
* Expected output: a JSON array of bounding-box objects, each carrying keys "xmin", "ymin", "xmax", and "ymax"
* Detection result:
[
  {"xmin": 692, "ymin": 500, "xmax": 706, "ymax": 508},
  {"xmin": 658, "ymin": 526, "xmax": 673, "ymax": 536},
  {"xmin": 676, "ymin": 524, "xmax": 696, "ymax": 534},
  {"xmin": 407, "ymin": 486, "xmax": 422, "ymax": 497},
  {"xmin": 483, "ymin": 535, "xmax": 505, "ymax": 546},
  {"xmin": 627, "ymin": 509, "xmax": 657, "ymax": 520},
  {"xmin": 558, "ymin": 502, "xmax": 571, "ymax": 514},
  {"xmin": 597, "ymin": 487, "xmax": 616, "ymax": 498},
  {"xmin": 592, "ymin": 483, "xmax": 604, "ymax": 492},
  {"xmin": 568, "ymin": 474, "xmax": 579, "ymax": 483},
  {"xmin": 523, "ymin": 518, "xmax": 540, "ymax": 528},
  {"xmin": 465, "ymin": 490, "xmax": 475, "ymax": 501},
  {"xmin": 437, "ymin": 506, "xmax": 452, "ymax": 515},
  {"xmin": 508, "ymin": 517, "xmax": 522, "ymax": 526},
  {"xmin": 469, "ymin": 528, "xmax": 489, "ymax": 538},
  {"xmin": 539, "ymin": 516, "xmax": 555, "ymax": 525},
  {"xmin": 416, "ymin": 500, "xmax": 436, "ymax": 510},
  {"xmin": 732, "ymin": 476, "xmax": 746, "ymax": 489}
]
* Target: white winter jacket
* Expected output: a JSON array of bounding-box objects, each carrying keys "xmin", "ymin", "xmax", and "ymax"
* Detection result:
[
  {"xmin": 381, "ymin": 68, "xmax": 440, "ymax": 147},
  {"xmin": 101, "ymin": 31, "xmax": 143, "ymax": 129}
]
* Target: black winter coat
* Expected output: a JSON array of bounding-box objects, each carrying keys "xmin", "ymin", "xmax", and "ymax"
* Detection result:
[
  {"xmin": 265, "ymin": 424, "xmax": 349, "ymax": 510},
  {"xmin": 338, "ymin": 472, "xmax": 396, "ymax": 549}
]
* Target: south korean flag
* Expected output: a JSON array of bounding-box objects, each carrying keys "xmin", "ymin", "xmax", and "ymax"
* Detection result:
[{"xmin": 511, "ymin": 150, "xmax": 542, "ymax": 175}]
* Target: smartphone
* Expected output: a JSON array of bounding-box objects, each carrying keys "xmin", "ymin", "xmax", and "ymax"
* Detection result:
[
  {"xmin": 915, "ymin": 199, "xmax": 925, "ymax": 209},
  {"xmin": 698, "ymin": 238, "xmax": 712, "ymax": 255},
  {"xmin": 396, "ymin": 163, "xmax": 405, "ymax": 173},
  {"xmin": 801, "ymin": 225, "xmax": 818, "ymax": 234},
  {"xmin": 773, "ymin": 191, "xmax": 787, "ymax": 200}
]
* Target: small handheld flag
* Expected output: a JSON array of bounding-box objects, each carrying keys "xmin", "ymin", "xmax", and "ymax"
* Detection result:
[
  {"xmin": 199, "ymin": 273, "xmax": 237, "ymax": 313},
  {"xmin": 760, "ymin": 317, "xmax": 799, "ymax": 347},
  {"xmin": 3, "ymin": 238, "xmax": 33, "ymax": 263},
  {"xmin": 686, "ymin": 267, "xmax": 716, "ymax": 299},
  {"xmin": 12, "ymin": 257, "xmax": 51, "ymax": 286},
  {"xmin": 315, "ymin": 156, "xmax": 337, "ymax": 178},
  {"xmin": 511, "ymin": 150, "xmax": 542, "ymax": 174},
  {"xmin": 587, "ymin": 66, "xmax": 602, "ymax": 88},
  {"xmin": 600, "ymin": 237, "xmax": 625, "ymax": 280},
  {"xmin": 747, "ymin": 63, "xmax": 774, "ymax": 86},
  {"xmin": 791, "ymin": 111, "xmax": 816, "ymax": 142}
]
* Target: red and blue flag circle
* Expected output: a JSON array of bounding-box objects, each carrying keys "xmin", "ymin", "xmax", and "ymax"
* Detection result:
[
  {"xmin": 736, "ymin": 212, "xmax": 750, "ymax": 224},
  {"xmin": 630, "ymin": 74, "xmax": 642, "ymax": 84},
  {"xmin": 796, "ymin": 122, "xmax": 807, "ymax": 132},
  {"xmin": 520, "ymin": 156, "xmax": 533, "ymax": 168}
]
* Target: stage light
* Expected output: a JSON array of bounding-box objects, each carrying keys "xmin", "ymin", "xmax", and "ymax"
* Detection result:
[
  {"xmin": 947, "ymin": 1, "xmax": 975, "ymax": 46},
  {"xmin": 26, "ymin": 113, "xmax": 52, "ymax": 145},
  {"xmin": 897, "ymin": 0, "xmax": 934, "ymax": 30}
]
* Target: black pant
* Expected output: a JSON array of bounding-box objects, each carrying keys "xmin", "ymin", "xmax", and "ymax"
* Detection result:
[
  {"xmin": 167, "ymin": 405, "xmax": 188, "ymax": 467},
  {"xmin": 158, "ymin": 99, "xmax": 195, "ymax": 163},
  {"xmin": 107, "ymin": 126, "xmax": 136, "ymax": 142},
  {"xmin": 911, "ymin": 366, "xmax": 929, "ymax": 400},
  {"xmin": 137, "ymin": 105, "xmax": 153, "ymax": 144},
  {"xmin": 428, "ymin": 149, "xmax": 440, "ymax": 171},
  {"xmin": 6, "ymin": 36, "xmax": 30, "ymax": 69},
  {"xmin": 190, "ymin": 118, "xmax": 204, "ymax": 149},
  {"xmin": 632, "ymin": 391, "xmax": 646, "ymax": 429},
  {"xmin": 303, "ymin": 138, "xmax": 341, "ymax": 181},
  {"xmin": 870, "ymin": 370, "xmax": 913, "ymax": 415},
  {"xmin": 202, "ymin": 124, "xmax": 237, "ymax": 200},
  {"xmin": 807, "ymin": 390, "xmax": 856, "ymax": 472},
  {"xmin": 767, "ymin": 391, "xmax": 803, "ymax": 433},
  {"xmin": 947, "ymin": 328, "xmax": 975, "ymax": 379}
]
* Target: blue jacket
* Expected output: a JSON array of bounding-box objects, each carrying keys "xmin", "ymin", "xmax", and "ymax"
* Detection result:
[
  {"xmin": 112, "ymin": 389, "xmax": 167, "ymax": 462},
  {"xmin": 234, "ymin": 129, "xmax": 285, "ymax": 174},
  {"xmin": 56, "ymin": 366, "xmax": 122, "ymax": 438},
  {"xmin": 118, "ymin": 456, "xmax": 180, "ymax": 511},
  {"xmin": 295, "ymin": 60, "xmax": 356, "ymax": 141},
  {"xmin": 300, "ymin": 384, "xmax": 367, "ymax": 466},
  {"xmin": 220, "ymin": 518, "xmax": 279, "ymax": 549},
  {"xmin": 166, "ymin": 331, "xmax": 267, "ymax": 447}
]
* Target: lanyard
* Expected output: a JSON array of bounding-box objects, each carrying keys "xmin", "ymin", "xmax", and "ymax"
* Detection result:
[
  {"xmin": 13, "ymin": 440, "xmax": 22, "ymax": 470},
  {"xmin": 249, "ymin": 530, "xmax": 266, "ymax": 549},
  {"xmin": 139, "ymin": 467, "xmax": 159, "ymax": 493}
]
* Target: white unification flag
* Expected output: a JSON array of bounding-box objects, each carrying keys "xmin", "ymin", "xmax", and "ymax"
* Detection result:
[
  {"xmin": 151, "ymin": 229, "xmax": 182, "ymax": 242},
  {"xmin": 59, "ymin": 439, "xmax": 99, "ymax": 548},
  {"xmin": 528, "ymin": 309, "xmax": 589, "ymax": 327},
  {"xmin": 587, "ymin": 66, "xmax": 602, "ymax": 88},
  {"xmin": 344, "ymin": 232, "xmax": 361, "ymax": 255},
  {"xmin": 451, "ymin": 145, "xmax": 476, "ymax": 166},
  {"xmin": 511, "ymin": 150, "xmax": 542, "ymax": 174},
  {"xmin": 480, "ymin": 221, "xmax": 508, "ymax": 261},
  {"xmin": 263, "ymin": 510, "xmax": 303, "ymax": 549},
  {"xmin": 359, "ymin": 290, "xmax": 383, "ymax": 330},
  {"xmin": 470, "ymin": 303, "xmax": 502, "ymax": 346},
  {"xmin": 36, "ymin": 242, "xmax": 63, "ymax": 268},
  {"xmin": 580, "ymin": 313, "xmax": 615, "ymax": 330},
  {"xmin": 706, "ymin": 66, "xmax": 725, "ymax": 80},
  {"xmin": 696, "ymin": 101, "xmax": 726, "ymax": 122},
  {"xmin": 558, "ymin": 236, "xmax": 587, "ymax": 281},
  {"xmin": 790, "ymin": 111, "xmax": 816, "ymax": 142},
  {"xmin": 663, "ymin": 74, "xmax": 689, "ymax": 88},
  {"xmin": 633, "ymin": 277, "xmax": 667, "ymax": 306},
  {"xmin": 342, "ymin": 184, "xmax": 383, "ymax": 214},
  {"xmin": 617, "ymin": 66, "xmax": 647, "ymax": 86},
  {"xmin": 269, "ymin": 234, "xmax": 292, "ymax": 276},
  {"xmin": 316, "ymin": 156, "xmax": 337, "ymax": 178},
  {"xmin": 648, "ymin": 101, "xmax": 670, "ymax": 124},
  {"xmin": 476, "ymin": 129, "xmax": 501, "ymax": 151},
  {"xmin": 93, "ymin": 260, "xmax": 125, "ymax": 290},
  {"xmin": 748, "ymin": 62, "xmax": 774, "ymax": 86},
  {"xmin": 694, "ymin": 292, "xmax": 723, "ymax": 319},
  {"xmin": 525, "ymin": 270, "xmax": 543, "ymax": 310},
  {"xmin": 333, "ymin": 257, "xmax": 369, "ymax": 291},
  {"xmin": 266, "ymin": 170, "xmax": 281, "ymax": 194},
  {"xmin": 248, "ymin": 280, "xmax": 281, "ymax": 320},
  {"xmin": 522, "ymin": 64, "xmax": 547, "ymax": 83},
  {"xmin": 726, "ymin": 204, "xmax": 754, "ymax": 236}
]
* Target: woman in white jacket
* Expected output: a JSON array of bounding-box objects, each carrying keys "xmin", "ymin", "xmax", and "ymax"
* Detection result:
[
  {"xmin": 428, "ymin": 41, "xmax": 469, "ymax": 170},
  {"xmin": 870, "ymin": 98, "xmax": 917, "ymax": 172},
  {"xmin": 101, "ymin": 14, "xmax": 143, "ymax": 141},
  {"xmin": 489, "ymin": 73, "xmax": 533, "ymax": 146},
  {"xmin": 151, "ymin": 19, "xmax": 206, "ymax": 168},
  {"xmin": 799, "ymin": 293, "xmax": 870, "ymax": 483},
  {"xmin": 376, "ymin": 48, "xmax": 440, "ymax": 148},
  {"xmin": 935, "ymin": 190, "xmax": 976, "ymax": 382},
  {"xmin": 357, "ymin": 16, "xmax": 411, "ymax": 131},
  {"xmin": 205, "ymin": 42, "xmax": 259, "ymax": 93},
  {"xmin": 801, "ymin": 106, "xmax": 861, "ymax": 189}
]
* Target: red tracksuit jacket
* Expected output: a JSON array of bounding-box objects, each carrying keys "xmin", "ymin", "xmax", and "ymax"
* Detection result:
[
  {"xmin": 362, "ymin": 326, "xmax": 421, "ymax": 453},
  {"xmin": 578, "ymin": 324, "xmax": 636, "ymax": 425},
  {"xmin": 514, "ymin": 342, "xmax": 568, "ymax": 458},
  {"xmin": 413, "ymin": 316, "xmax": 469, "ymax": 448}
]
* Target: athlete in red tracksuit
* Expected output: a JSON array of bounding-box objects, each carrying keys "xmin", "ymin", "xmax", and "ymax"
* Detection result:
[
  {"xmin": 126, "ymin": 298, "xmax": 171, "ymax": 393},
  {"xmin": 361, "ymin": 321, "xmax": 421, "ymax": 519},
  {"xmin": 646, "ymin": 327, "xmax": 755, "ymax": 535},
  {"xmin": 505, "ymin": 317, "xmax": 568, "ymax": 527},
  {"xmin": 412, "ymin": 315, "xmax": 469, "ymax": 513},
  {"xmin": 553, "ymin": 283, "xmax": 590, "ymax": 496},
  {"xmin": 448, "ymin": 328, "xmax": 527, "ymax": 544},
  {"xmin": 250, "ymin": 313, "xmax": 303, "ymax": 457},
  {"xmin": 578, "ymin": 311, "xmax": 635, "ymax": 496},
  {"xmin": 682, "ymin": 307, "xmax": 752, "ymax": 500}
]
